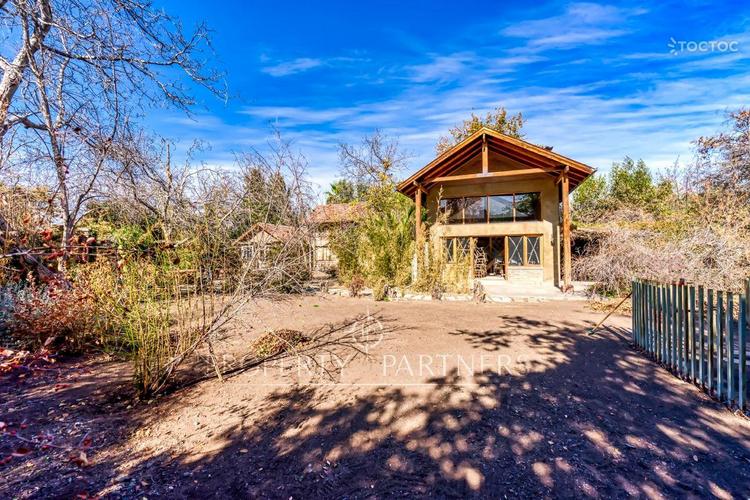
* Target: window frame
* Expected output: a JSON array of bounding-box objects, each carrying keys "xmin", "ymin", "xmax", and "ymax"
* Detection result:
[
  {"xmin": 442, "ymin": 235, "xmax": 542, "ymax": 269},
  {"xmin": 507, "ymin": 234, "xmax": 543, "ymax": 268},
  {"xmin": 439, "ymin": 192, "xmax": 542, "ymax": 224}
]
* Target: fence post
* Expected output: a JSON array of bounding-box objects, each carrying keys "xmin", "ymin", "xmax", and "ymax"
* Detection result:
[
  {"xmin": 661, "ymin": 285, "xmax": 669, "ymax": 365},
  {"xmin": 682, "ymin": 283, "xmax": 689, "ymax": 375},
  {"xmin": 651, "ymin": 283, "xmax": 657, "ymax": 355},
  {"xmin": 677, "ymin": 284, "xmax": 684, "ymax": 374},
  {"xmin": 690, "ymin": 285, "xmax": 696, "ymax": 383},
  {"xmin": 638, "ymin": 280, "xmax": 646, "ymax": 349},
  {"xmin": 727, "ymin": 293, "xmax": 735, "ymax": 405},
  {"xmin": 670, "ymin": 283, "xmax": 680, "ymax": 370},
  {"xmin": 663, "ymin": 285, "xmax": 669, "ymax": 364},
  {"xmin": 647, "ymin": 282, "xmax": 653, "ymax": 354},
  {"xmin": 739, "ymin": 291, "xmax": 746, "ymax": 410},
  {"xmin": 717, "ymin": 291, "xmax": 724, "ymax": 401},
  {"xmin": 631, "ymin": 280, "xmax": 637, "ymax": 344},
  {"xmin": 707, "ymin": 289, "xmax": 714, "ymax": 394},
  {"xmin": 664, "ymin": 284, "xmax": 670, "ymax": 365},
  {"xmin": 698, "ymin": 286, "xmax": 705, "ymax": 388}
]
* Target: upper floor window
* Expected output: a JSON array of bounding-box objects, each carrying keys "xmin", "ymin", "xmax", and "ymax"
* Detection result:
[
  {"xmin": 463, "ymin": 197, "xmax": 487, "ymax": 224},
  {"xmin": 440, "ymin": 192, "xmax": 541, "ymax": 224},
  {"xmin": 514, "ymin": 193, "xmax": 541, "ymax": 221}
]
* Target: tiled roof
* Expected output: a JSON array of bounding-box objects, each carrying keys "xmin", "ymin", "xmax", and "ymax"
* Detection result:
[{"xmin": 310, "ymin": 202, "xmax": 366, "ymax": 224}]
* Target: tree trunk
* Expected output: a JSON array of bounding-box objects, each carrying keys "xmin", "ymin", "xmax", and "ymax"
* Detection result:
[{"xmin": 0, "ymin": 0, "xmax": 52, "ymax": 137}]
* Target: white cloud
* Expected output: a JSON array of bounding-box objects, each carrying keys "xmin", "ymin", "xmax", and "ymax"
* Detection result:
[
  {"xmin": 502, "ymin": 3, "xmax": 647, "ymax": 50},
  {"xmin": 261, "ymin": 57, "xmax": 323, "ymax": 77},
  {"xmin": 404, "ymin": 52, "xmax": 474, "ymax": 83},
  {"xmin": 241, "ymin": 106, "xmax": 352, "ymax": 125}
]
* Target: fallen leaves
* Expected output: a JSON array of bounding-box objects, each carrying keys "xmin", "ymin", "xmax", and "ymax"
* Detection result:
[
  {"xmin": 70, "ymin": 450, "xmax": 90, "ymax": 467},
  {"xmin": 0, "ymin": 421, "xmax": 94, "ymax": 468},
  {"xmin": 0, "ymin": 346, "xmax": 55, "ymax": 376}
]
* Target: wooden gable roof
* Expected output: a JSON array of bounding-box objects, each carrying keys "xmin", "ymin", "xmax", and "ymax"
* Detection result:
[{"xmin": 396, "ymin": 127, "xmax": 595, "ymax": 197}]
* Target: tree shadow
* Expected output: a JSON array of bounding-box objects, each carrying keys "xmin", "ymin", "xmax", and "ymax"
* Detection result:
[
  {"xmin": 4, "ymin": 311, "xmax": 750, "ymax": 498},
  {"xmin": 0, "ymin": 312, "xmax": 407, "ymax": 497}
]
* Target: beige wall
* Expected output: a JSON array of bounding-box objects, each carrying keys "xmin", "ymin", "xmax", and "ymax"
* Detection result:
[{"xmin": 425, "ymin": 175, "xmax": 561, "ymax": 285}]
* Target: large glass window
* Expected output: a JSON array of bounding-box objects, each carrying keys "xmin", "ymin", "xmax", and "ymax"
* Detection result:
[
  {"xmin": 514, "ymin": 193, "xmax": 541, "ymax": 221},
  {"xmin": 441, "ymin": 192, "xmax": 540, "ymax": 224},
  {"xmin": 439, "ymin": 198, "xmax": 464, "ymax": 224},
  {"xmin": 489, "ymin": 195, "xmax": 514, "ymax": 222},
  {"xmin": 464, "ymin": 197, "xmax": 486, "ymax": 223}
]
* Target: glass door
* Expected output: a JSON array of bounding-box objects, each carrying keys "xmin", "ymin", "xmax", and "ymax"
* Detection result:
[{"xmin": 488, "ymin": 236, "xmax": 505, "ymax": 277}]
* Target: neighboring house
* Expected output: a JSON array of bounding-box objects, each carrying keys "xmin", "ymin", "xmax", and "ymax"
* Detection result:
[
  {"xmin": 234, "ymin": 222, "xmax": 300, "ymax": 269},
  {"xmin": 396, "ymin": 127, "xmax": 594, "ymax": 289},
  {"xmin": 310, "ymin": 202, "xmax": 365, "ymax": 273}
]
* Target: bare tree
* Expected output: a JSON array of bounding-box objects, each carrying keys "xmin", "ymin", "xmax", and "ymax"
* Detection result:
[
  {"xmin": 0, "ymin": 0, "xmax": 225, "ymax": 266},
  {"xmin": 338, "ymin": 130, "xmax": 409, "ymax": 186}
]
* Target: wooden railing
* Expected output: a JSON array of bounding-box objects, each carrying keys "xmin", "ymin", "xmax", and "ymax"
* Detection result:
[{"xmin": 632, "ymin": 279, "xmax": 749, "ymax": 411}]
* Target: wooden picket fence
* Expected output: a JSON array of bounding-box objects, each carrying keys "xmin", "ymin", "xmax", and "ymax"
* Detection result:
[{"xmin": 632, "ymin": 279, "xmax": 749, "ymax": 411}]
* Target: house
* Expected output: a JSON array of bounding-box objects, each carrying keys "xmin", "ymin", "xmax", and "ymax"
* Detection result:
[
  {"xmin": 310, "ymin": 202, "xmax": 365, "ymax": 273},
  {"xmin": 396, "ymin": 127, "xmax": 594, "ymax": 290},
  {"xmin": 234, "ymin": 222, "xmax": 301, "ymax": 269}
]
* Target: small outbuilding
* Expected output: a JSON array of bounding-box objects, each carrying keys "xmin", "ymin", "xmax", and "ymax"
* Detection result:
[
  {"xmin": 234, "ymin": 223, "xmax": 300, "ymax": 270},
  {"xmin": 310, "ymin": 202, "xmax": 365, "ymax": 273}
]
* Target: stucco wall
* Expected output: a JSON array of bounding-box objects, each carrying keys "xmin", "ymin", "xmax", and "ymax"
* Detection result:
[{"xmin": 425, "ymin": 176, "xmax": 561, "ymax": 285}]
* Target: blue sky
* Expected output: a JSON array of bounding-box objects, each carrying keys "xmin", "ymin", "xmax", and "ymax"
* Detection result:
[{"xmin": 154, "ymin": 1, "xmax": 750, "ymax": 194}]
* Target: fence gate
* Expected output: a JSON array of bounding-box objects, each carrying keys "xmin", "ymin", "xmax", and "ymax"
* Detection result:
[{"xmin": 632, "ymin": 279, "xmax": 749, "ymax": 411}]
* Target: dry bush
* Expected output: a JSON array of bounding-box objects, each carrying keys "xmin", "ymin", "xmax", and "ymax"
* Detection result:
[
  {"xmin": 348, "ymin": 274, "xmax": 365, "ymax": 297},
  {"xmin": 0, "ymin": 132, "xmax": 317, "ymax": 397},
  {"xmin": 575, "ymin": 110, "xmax": 750, "ymax": 296},
  {"xmin": 372, "ymin": 278, "xmax": 389, "ymax": 301},
  {"xmin": 575, "ymin": 199, "xmax": 750, "ymax": 295},
  {"xmin": 250, "ymin": 329, "xmax": 308, "ymax": 358},
  {"xmin": 3, "ymin": 275, "xmax": 99, "ymax": 352}
]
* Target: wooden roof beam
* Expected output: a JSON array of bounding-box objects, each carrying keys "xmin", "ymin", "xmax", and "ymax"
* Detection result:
[
  {"xmin": 482, "ymin": 133, "xmax": 488, "ymax": 174},
  {"xmin": 486, "ymin": 142, "xmax": 559, "ymax": 172},
  {"xmin": 399, "ymin": 146, "xmax": 483, "ymax": 195},
  {"xmin": 428, "ymin": 168, "xmax": 550, "ymax": 185}
]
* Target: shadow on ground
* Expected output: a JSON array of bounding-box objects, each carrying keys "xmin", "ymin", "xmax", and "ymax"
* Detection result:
[{"xmin": 3, "ymin": 312, "xmax": 750, "ymax": 498}]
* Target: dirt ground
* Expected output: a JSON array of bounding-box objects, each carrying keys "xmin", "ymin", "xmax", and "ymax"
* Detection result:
[{"xmin": 2, "ymin": 295, "xmax": 750, "ymax": 499}]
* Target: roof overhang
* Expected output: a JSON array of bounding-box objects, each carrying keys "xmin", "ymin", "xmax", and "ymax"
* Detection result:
[{"xmin": 396, "ymin": 127, "xmax": 595, "ymax": 198}]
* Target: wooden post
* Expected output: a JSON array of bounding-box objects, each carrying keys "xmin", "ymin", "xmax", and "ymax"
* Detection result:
[
  {"xmin": 744, "ymin": 278, "xmax": 750, "ymax": 409},
  {"xmin": 561, "ymin": 168, "xmax": 571, "ymax": 291},
  {"xmin": 727, "ymin": 292, "xmax": 735, "ymax": 404},
  {"xmin": 707, "ymin": 289, "xmax": 714, "ymax": 393},
  {"xmin": 717, "ymin": 291, "xmax": 724, "ymax": 400},
  {"xmin": 698, "ymin": 286, "xmax": 705, "ymax": 387},
  {"xmin": 414, "ymin": 184, "xmax": 422, "ymax": 242},
  {"xmin": 481, "ymin": 134, "xmax": 489, "ymax": 174},
  {"xmin": 689, "ymin": 285, "xmax": 696, "ymax": 382}
]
